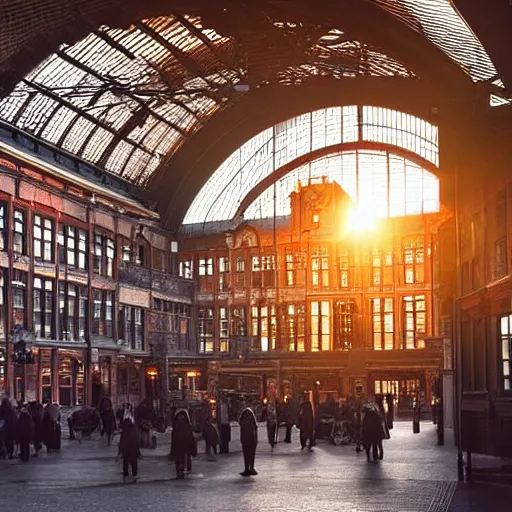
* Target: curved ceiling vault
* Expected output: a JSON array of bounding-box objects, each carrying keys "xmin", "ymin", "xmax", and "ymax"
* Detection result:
[{"xmin": 0, "ymin": 0, "xmax": 507, "ymax": 229}]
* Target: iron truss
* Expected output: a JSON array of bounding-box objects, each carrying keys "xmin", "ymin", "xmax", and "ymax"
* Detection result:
[{"xmin": 0, "ymin": 0, "xmax": 503, "ymax": 189}]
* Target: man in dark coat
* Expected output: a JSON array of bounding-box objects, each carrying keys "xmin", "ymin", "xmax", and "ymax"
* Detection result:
[
  {"xmin": 298, "ymin": 394, "xmax": 314, "ymax": 451},
  {"xmin": 100, "ymin": 399, "xmax": 116, "ymax": 445},
  {"xmin": 17, "ymin": 406, "xmax": 34, "ymax": 462},
  {"xmin": 203, "ymin": 419, "xmax": 220, "ymax": 460},
  {"xmin": 0, "ymin": 397, "xmax": 18, "ymax": 459},
  {"xmin": 170, "ymin": 409, "xmax": 197, "ymax": 479},
  {"xmin": 29, "ymin": 402, "xmax": 44, "ymax": 456},
  {"xmin": 362, "ymin": 404, "xmax": 384, "ymax": 461},
  {"xmin": 118, "ymin": 414, "xmax": 140, "ymax": 483},
  {"xmin": 239, "ymin": 407, "xmax": 258, "ymax": 477},
  {"xmin": 282, "ymin": 398, "xmax": 295, "ymax": 444}
]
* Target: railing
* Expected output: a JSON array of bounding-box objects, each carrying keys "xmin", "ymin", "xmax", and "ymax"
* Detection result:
[{"xmin": 119, "ymin": 263, "xmax": 194, "ymax": 299}]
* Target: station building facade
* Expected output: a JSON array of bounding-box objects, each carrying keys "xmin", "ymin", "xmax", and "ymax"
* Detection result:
[
  {"xmin": 179, "ymin": 176, "xmax": 451, "ymax": 415},
  {"xmin": 0, "ymin": 124, "xmax": 193, "ymax": 407}
]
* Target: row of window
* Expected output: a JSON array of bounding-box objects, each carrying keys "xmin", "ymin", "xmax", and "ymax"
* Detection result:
[
  {"xmin": 2, "ymin": 271, "xmax": 145, "ymax": 350},
  {"xmin": 0, "ymin": 205, "xmax": 176, "ymax": 277},
  {"xmin": 183, "ymin": 238, "xmax": 426, "ymax": 291},
  {"xmin": 197, "ymin": 295, "xmax": 427, "ymax": 353}
]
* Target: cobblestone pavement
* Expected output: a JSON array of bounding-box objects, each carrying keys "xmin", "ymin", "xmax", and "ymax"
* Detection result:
[{"xmin": 0, "ymin": 422, "xmax": 470, "ymax": 511}]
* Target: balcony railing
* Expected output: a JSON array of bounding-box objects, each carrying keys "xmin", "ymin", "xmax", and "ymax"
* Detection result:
[{"xmin": 119, "ymin": 263, "xmax": 194, "ymax": 299}]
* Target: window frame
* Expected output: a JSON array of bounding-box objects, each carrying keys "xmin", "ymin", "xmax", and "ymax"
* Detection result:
[
  {"xmin": 59, "ymin": 282, "xmax": 87, "ymax": 342},
  {"xmin": 499, "ymin": 314, "xmax": 512, "ymax": 392},
  {"xmin": 372, "ymin": 297, "xmax": 394, "ymax": 350},
  {"xmin": 92, "ymin": 289, "xmax": 114, "ymax": 338},
  {"xmin": 198, "ymin": 307, "xmax": 214, "ymax": 353},
  {"xmin": 13, "ymin": 208, "xmax": 27, "ymax": 256},
  {"xmin": 33, "ymin": 276, "xmax": 55, "ymax": 339},
  {"xmin": 33, "ymin": 213, "xmax": 54, "ymax": 263},
  {"xmin": 403, "ymin": 295, "xmax": 427, "ymax": 349},
  {"xmin": 310, "ymin": 300, "xmax": 331, "ymax": 352}
]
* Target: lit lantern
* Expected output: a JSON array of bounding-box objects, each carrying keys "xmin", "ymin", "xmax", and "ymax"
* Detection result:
[{"xmin": 146, "ymin": 366, "xmax": 159, "ymax": 380}]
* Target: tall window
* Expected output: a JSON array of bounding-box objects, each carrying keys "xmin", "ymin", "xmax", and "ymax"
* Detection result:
[
  {"xmin": 311, "ymin": 246, "xmax": 329, "ymax": 289},
  {"xmin": 219, "ymin": 307, "xmax": 229, "ymax": 352},
  {"xmin": 285, "ymin": 248, "xmax": 297, "ymax": 286},
  {"xmin": 499, "ymin": 314, "xmax": 512, "ymax": 391},
  {"xmin": 33, "ymin": 215, "xmax": 54, "ymax": 262},
  {"xmin": 34, "ymin": 277, "xmax": 54, "ymax": 339},
  {"xmin": 122, "ymin": 306, "xmax": 145, "ymax": 350},
  {"xmin": 495, "ymin": 237, "xmax": 507, "ymax": 279},
  {"xmin": 230, "ymin": 307, "xmax": 246, "ymax": 336},
  {"xmin": 251, "ymin": 254, "xmax": 276, "ymax": 288},
  {"xmin": 372, "ymin": 248, "xmax": 393, "ymax": 287},
  {"xmin": 311, "ymin": 300, "xmax": 330, "ymax": 351},
  {"xmin": 235, "ymin": 255, "xmax": 245, "ymax": 287},
  {"xmin": 403, "ymin": 237, "xmax": 424, "ymax": 284},
  {"xmin": 218, "ymin": 256, "xmax": 230, "ymax": 292},
  {"xmin": 12, "ymin": 270, "xmax": 27, "ymax": 327},
  {"xmin": 92, "ymin": 290, "xmax": 113, "ymax": 337},
  {"xmin": 403, "ymin": 295, "xmax": 427, "ymax": 349},
  {"xmin": 198, "ymin": 308, "xmax": 214, "ymax": 353},
  {"xmin": 282, "ymin": 303, "xmax": 305, "ymax": 352},
  {"xmin": 338, "ymin": 248, "xmax": 350, "ymax": 288},
  {"xmin": 0, "ymin": 203, "xmax": 6, "ymax": 251},
  {"xmin": 13, "ymin": 209, "xmax": 26, "ymax": 255},
  {"xmin": 135, "ymin": 237, "xmax": 149, "ymax": 267},
  {"xmin": 120, "ymin": 237, "xmax": 132, "ymax": 265},
  {"xmin": 251, "ymin": 305, "xmax": 276, "ymax": 352},
  {"xmin": 199, "ymin": 257, "xmax": 214, "ymax": 292},
  {"xmin": 152, "ymin": 249, "xmax": 166, "ymax": 272},
  {"xmin": 178, "ymin": 304, "xmax": 190, "ymax": 350},
  {"xmin": 372, "ymin": 297, "xmax": 394, "ymax": 350},
  {"xmin": 59, "ymin": 224, "xmax": 87, "ymax": 270},
  {"xmin": 94, "ymin": 233, "xmax": 115, "ymax": 277},
  {"xmin": 179, "ymin": 259, "xmax": 193, "ymax": 279},
  {"xmin": 59, "ymin": 283, "xmax": 87, "ymax": 341},
  {"xmin": 334, "ymin": 300, "xmax": 354, "ymax": 350}
]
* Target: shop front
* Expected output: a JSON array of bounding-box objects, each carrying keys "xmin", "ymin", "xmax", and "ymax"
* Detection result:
[{"xmin": 116, "ymin": 355, "xmax": 145, "ymax": 406}]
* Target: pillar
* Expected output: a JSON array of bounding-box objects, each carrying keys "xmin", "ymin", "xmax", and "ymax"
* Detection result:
[{"xmin": 51, "ymin": 348, "xmax": 59, "ymax": 403}]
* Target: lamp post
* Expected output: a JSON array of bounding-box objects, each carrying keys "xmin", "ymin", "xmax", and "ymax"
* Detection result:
[{"xmin": 11, "ymin": 326, "xmax": 35, "ymax": 403}]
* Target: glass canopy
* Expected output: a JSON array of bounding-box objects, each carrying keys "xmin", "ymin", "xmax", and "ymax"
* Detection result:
[
  {"xmin": 0, "ymin": 3, "xmax": 500, "ymax": 189},
  {"xmin": 183, "ymin": 106, "xmax": 439, "ymax": 225}
]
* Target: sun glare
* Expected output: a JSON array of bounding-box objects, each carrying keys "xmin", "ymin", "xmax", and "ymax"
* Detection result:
[{"xmin": 346, "ymin": 204, "xmax": 377, "ymax": 233}]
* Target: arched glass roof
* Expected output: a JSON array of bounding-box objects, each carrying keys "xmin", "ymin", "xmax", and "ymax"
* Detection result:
[
  {"xmin": 0, "ymin": 2, "xmax": 501, "ymax": 190},
  {"xmin": 244, "ymin": 150, "xmax": 439, "ymax": 220},
  {"xmin": 183, "ymin": 106, "xmax": 439, "ymax": 224}
]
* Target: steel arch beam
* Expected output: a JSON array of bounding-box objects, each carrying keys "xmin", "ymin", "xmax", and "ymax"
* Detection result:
[
  {"xmin": 151, "ymin": 78, "xmax": 450, "ymax": 231},
  {"xmin": 232, "ymin": 141, "xmax": 440, "ymax": 219}
]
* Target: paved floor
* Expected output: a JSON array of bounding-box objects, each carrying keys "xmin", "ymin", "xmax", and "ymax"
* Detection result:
[{"xmin": 0, "ymin": 421, "xmax": 507, "ymax": 511}]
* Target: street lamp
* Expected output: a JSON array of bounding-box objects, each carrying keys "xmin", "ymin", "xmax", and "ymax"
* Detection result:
[{"xmin": 11, "ymin": 326, "xmax": 35, "ymax": 403}]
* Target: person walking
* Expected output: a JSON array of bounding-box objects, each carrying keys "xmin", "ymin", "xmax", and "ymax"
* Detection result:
[
  {"xmin": 217, "ymin": 394, "xmax": 231, "ymax": 454},
  {"xmin": 118, "ymin": 412, "xmax": 140, "ymax": 484},
  {"xmin": 239, "ymin": 407, "xmax": 258, "ymax": 477},
  {"xmin": 298, "ymin": 393, "xmax": 314, "ymax": 452},
  {"xmin": 266, "ymin": 398, "xmax": 278, "ymax": 450},
  {"xmin": 0, "ymin": 397, "xmax": 17, "ymax": 459},
  {"xmin": 361, "ymin": 403, "xmax": 384, "ymax": 461},
  {"xmin": 17, "ymin": 405, "xmax": 34, "ymax": 462},
  {"xmin": 170, "ymin": 409, "xmax": 197, "ymax": 479}
]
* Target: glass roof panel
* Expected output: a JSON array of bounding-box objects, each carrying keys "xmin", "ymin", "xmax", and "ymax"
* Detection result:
[
  {"xmin": 183, "ymin": 106, "xmax": 438, "ymax": 224},
  {"xmin": 372, "ymin": 0, "xmax": 497, "ymax": 82}
]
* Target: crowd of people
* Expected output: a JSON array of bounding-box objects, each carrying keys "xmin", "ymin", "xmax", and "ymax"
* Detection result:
[
  {"xmin": 0, "ymin": 391, "xmax": 391, "ymax": 483},
  {"xmin": 0, "ymin": 396, "xmax": 61, "ymax": 461}
]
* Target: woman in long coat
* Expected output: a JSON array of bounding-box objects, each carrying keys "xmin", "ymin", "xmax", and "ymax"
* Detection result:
[
  {"xmin": 42, "ymin": 403, "xmax": 61, "ymax": 452},
  {"xmin": 361, "ymin": 404, "xmax": 384, "ymax": 461},
  {"xmin": 298, "ymin": 395, "xmax": 314, "ymax": 451},
  {"xmin": 170, "ymin": 409, "xmax": 197, "ymax": 479},
  {"xmin": 240, "ymin": 407, "xmax": 258, "ymax": 477}
]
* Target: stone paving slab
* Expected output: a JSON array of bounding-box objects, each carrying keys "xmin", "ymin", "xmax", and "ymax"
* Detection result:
[{"xmin": 0, "ymin": 422, "xmax": 461, "ymax": 512}]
